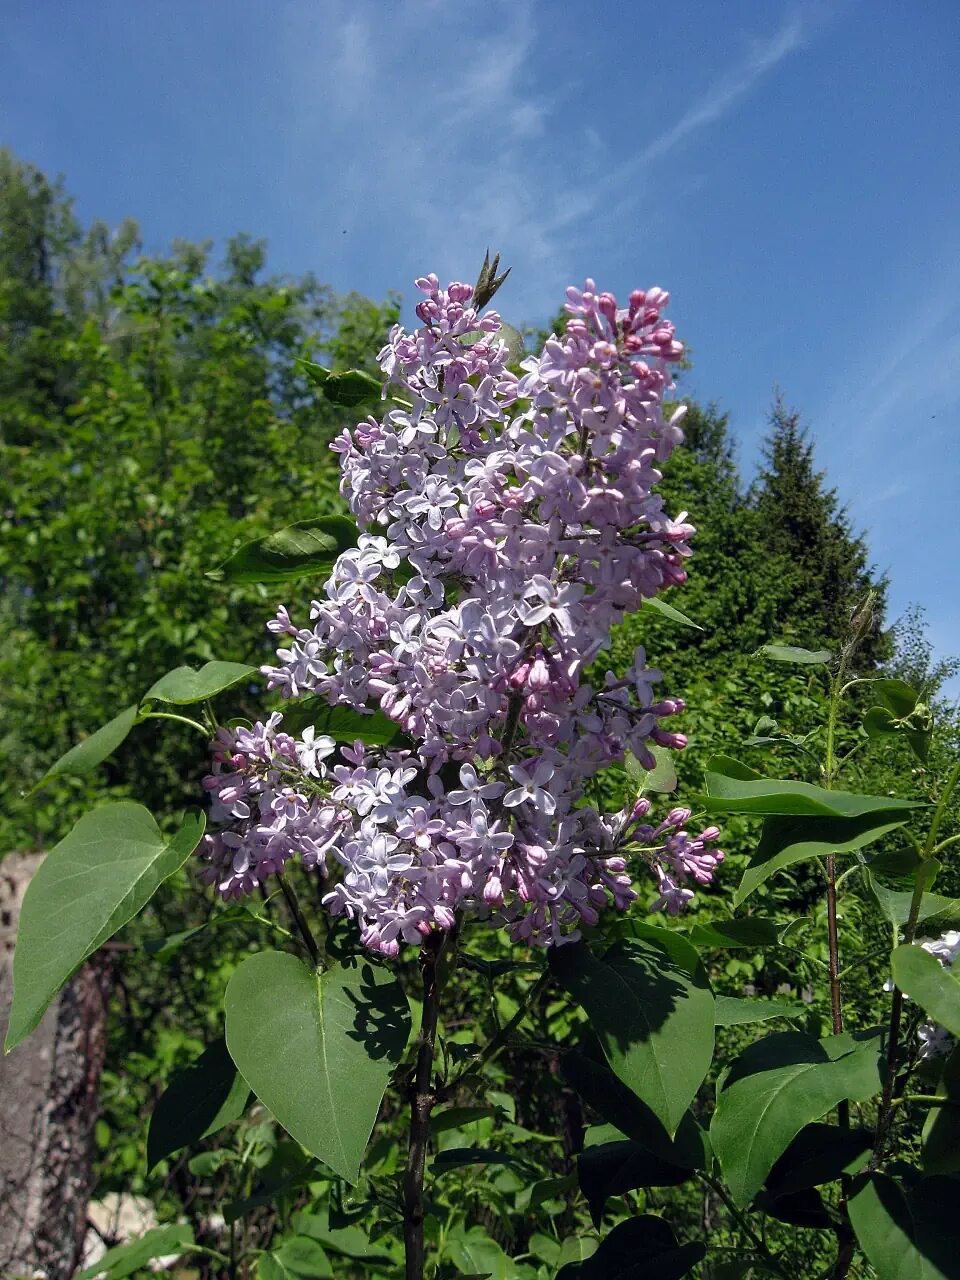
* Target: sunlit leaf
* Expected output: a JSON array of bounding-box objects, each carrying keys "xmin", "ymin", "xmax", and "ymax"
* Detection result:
[{"xmin": 6, "ymin": 804, "xmax": 205, "ymax": 1050}]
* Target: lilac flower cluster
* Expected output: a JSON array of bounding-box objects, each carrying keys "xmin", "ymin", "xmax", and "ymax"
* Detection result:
[{"xmin": 199, "ymin": 273, "xmax": 723, "ymax": 953}]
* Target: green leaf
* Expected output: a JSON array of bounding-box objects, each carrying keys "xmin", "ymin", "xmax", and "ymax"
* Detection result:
[
  {"xmin": 753, "ymin": 1186, "xmax": 833, "ymax": 1230},
  {"xmin": 892, "ymin": 945, "xmax": 960, "ymax": 1037},
  {"xmin": 703, "ymin": 757, "xmax": 925, "ymax": 818},
  {"xmin": 578, "ymin": 1140, "xmax": 693, "ymax": 1225},
  {"xmin": 689, "ymin": 918, "xmax": 781, "ymax": 949},
  {"xmin": 561, "ymin": 1052, "xmax": 708, "ymax": 1169},
  {"xmin": 710, "ymin": 1031, "xmax": 884, "ymax": 1206},
  {"xmin": 273, "ymin": 1237, "xmax": 335, "ymax": 1277},
  {"xmin": 624, "ymin": 744, "xmax": 678, "ymax": 795},
  {"xmin": 446, "ymin": 1228, "xmax": 530, "ymax": 1279},
  {"xmin": 765, "ymin": 1122, "xmax": 874, "ymax": 1195},
  {"xmin": 550, "ymin": 927, "xmax": 714, "ymax": 1134},
  {"xmin": 211, "ymin": 516, "xmax": 359, "ymax": 584},
  {"xmin": 865, "ymin": 865, "xmax": 959, "ymax": 928},
  {"xmin": 224, "ymin": 950, "xmax": 409, "ymax": 1182},
  {"xmin": 147, "ymin": 1037, "xmax": 250, "ymax": 1169},
  {"xmin": 849, "ymin": 1172, "xmax": 960, "ymax": 1280},
  {"xmin": 641, "ymin": 596, "xmax": 703, "ymax": 630},
  {"xmin": 142, "ymin": 660, "xmax": 257, "ymax": 705},
  {"xmin": 31, "ymin": 703, "xmax": 140, "ymax": 791},
  {"xmin": 556, "ymin": 1235, "xmax": 599, "ymax": 1266},
  {"xmin": 734, "ymin": 810, "xmax": 914, "ymax": 906},
  {"xmin": 6, "ymin": 804, "xmax": 205, "ymax": 1051},
  {"xmin": 555, "ymin": 1216, "xmax": 705, "ymax": 1279},
  {"xmin": 75, "ymin": 1225, "xmax": 196, "ymax": 1280},
  {"xmin": 923, "ymin": 1046, "xmax": 960, "ymax": 1174},
  {"xmin": 757, "ymin": 644, "xmax": 833, "ymax": 665},
  {"xmin": 714, "ymin": 996, "xmax": 807, "ymax": 1026},
  {"xmin": 294, "ymin": 1210, "xmax": 394, "ymax": 1263},
  {"xmin": 296, "ymin": 360, "xmax": 384, "ymax": 408},
  {"xmin": 873, "ymin": 678, "xmax": 922, "ymax": 718},
  {"xmin": 433, "ymin": 1147, "xmax": 524, "ymax": 1172},
  {"xmin": 276, "ymin": 698, "xmax": 401, "ymax": 745},
  {"xmin": 431, "ymin": 1106, "xmax": 496, "ymax": 1134}
]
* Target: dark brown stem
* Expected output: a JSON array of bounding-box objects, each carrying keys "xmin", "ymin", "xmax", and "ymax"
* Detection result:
[
  {"xmin": 277, "ymin": 873, "xmax": 322, "ymax": 969},
  {"xmin": 403, "ymin": 933, "xmax": 444, "ymax": 1280}
]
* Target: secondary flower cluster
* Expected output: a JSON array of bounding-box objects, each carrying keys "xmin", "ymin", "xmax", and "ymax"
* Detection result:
[{"xmin": 200, "ymin": 272, "xmax": 723, "ymax": 952}]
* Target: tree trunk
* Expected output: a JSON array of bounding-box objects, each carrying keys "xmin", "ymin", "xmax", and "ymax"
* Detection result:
[{"xmin": 0, "ymin": 852, "xmax": 110, "ymax": 1280}]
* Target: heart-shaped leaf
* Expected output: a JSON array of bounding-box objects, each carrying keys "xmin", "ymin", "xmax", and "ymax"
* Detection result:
[
  {"xmin": 31, "ymin": 703, "xmax": 141, "ymax": 792},
  {"xmin": 556, "ymin": 1215, "xmax": 704, "ymax": 1279},
  {"xmin": 142, "ymin": 661, "xmax": 257, "ymax": 705},
  {"xmin": 714, "ymin": 996, "xmax": 807, "ymax": 1026},
  {"xmin": 211, "ymin": 517, "xmax": 358, "ymax": 584},
  {"xmin": 703, "ymin": 758, "xmax": 925, "ymax": 818},
  {"xmin": 147, "ymin": 1037, "xmax": 250, "ymax": 1169},
  {"xmin": 551, "ymin": 927, "xmax": 714, "ymax": 1134},
  {"xmin": 735, "ymin": 810, "xmax": 914, "ymax": 906},
  {"xmin": 922, "ymin": 1044, "xmax": 960, "ymax": 1174},
  {"xmin": 6, "ymin": 804, "xmax": 204, "ymax": 1050},
  {"xmin": 711, "ymin": 1031, "xmax": 883, "ymax": 1206},
  {"xmin": 849, "ymin": 1173, "xmax": 960, "ymax": 1280},
  {"xmin": 224, "ymin": 951, "xmax": 409, "ymax": 1182}
]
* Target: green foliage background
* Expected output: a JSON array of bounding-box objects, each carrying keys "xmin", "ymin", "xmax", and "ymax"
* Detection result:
[{"xmin": 2, "ymin": 150, "xmax": 959, "ymax": 1278}]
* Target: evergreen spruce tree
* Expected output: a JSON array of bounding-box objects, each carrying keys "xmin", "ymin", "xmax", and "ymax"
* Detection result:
[{"xmin": 751, "ymin": 392, "xmax": 889, "ymax": 664}]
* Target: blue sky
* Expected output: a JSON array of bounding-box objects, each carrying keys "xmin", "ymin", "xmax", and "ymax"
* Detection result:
[{"xmin": 3, "ymin": 0, "xmax": 959, "ymax": 686}]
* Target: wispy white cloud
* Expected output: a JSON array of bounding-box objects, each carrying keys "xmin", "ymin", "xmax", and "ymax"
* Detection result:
[{"xmin": 277, "ymin": 2, "xmax": 812, "ymax": 316}]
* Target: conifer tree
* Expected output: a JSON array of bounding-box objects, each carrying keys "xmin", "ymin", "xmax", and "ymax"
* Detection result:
[{"xmin": 751, "ymin": 392, "xmax": 888, "ymax": 663}]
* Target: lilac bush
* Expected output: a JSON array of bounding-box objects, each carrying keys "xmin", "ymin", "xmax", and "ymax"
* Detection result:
[{"xmin": 199, "ymin": 272, "xmax": 722, "ymax": 953}]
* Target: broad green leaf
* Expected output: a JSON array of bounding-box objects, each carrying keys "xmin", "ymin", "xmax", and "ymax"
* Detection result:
[
  {"xmin": 734, "ymin": 810, "xmax": 914, "ymax": 906},
  {"xmin": 703, "ymin": 757, "xmax": 925, "ymax": 818},
  {"xmin": 864, "ymin": 698, "xmax": 932, "ymax": 762},
  {"xmin": 641, "ymin": 596, "xmax": 703, "ymax": 630},
  {"xmin": 277, "ymin": 698, "xmax": 401, "ymax": 745},
  {"xmin": 892, "ymin": 945, "xmax": 960, "ymax": 1037},
  {"xmin": 753, "ymin": 1186, "xmax": 833, "ymax": 1230},
  {"xmin": 433, "ymin": 1147, "xmax": 525, "ymax": 1172},
  {"xmin": 211, "ymin": 516, "xmax": 359, "ymax": 584},
  {"xmin": 446, "ymin": 1228, "xmax": 531, "ymax": 1279},
  {"xmin": 874, "ymin": 678, "xmax": 922, "ymax": 718},
  {"xmin": 578, "ymin": 1140, "xmax": 693, "ymax": 1225},
  {"xmin": 849, "ymin": 1173, "xmax": 960, "ymax": 1280},
  {"xmin": 224, "ymin": 950, "xmax": 409, "ymax": 1182},
  {"xmin": 714, "ymin": 996, "xmax": 807, "ymax": 1026},
  {"xmin": 689, "ymin": 918, "xmax": 781, "ymax": 949},
  {"xmin": 556, "ymin": 1235, "xmax": 599, "ymax": 1266},
  {"xmin": 757, "ymin": 644, "xmax": 833, "ymax": 665},
  {"xmin": 765, "ymin": 1122, "xmax": 874, "ymax": 1195},
  {"xmin": 147, "ymin": 1037, "xmax": 250, "ymax": 1169},
  {"xmin": 273, "ymin": 1237, "xmax": 335, "ymax": 1277},
  {"xmin": 550, "ymin": 928, "xmax": 714, "ymax": 1134},
  {"xmin": 296, "ymin": 359, "xmax": 383, "ymax": 408},
  {"xmin": 75, "ymin": 1225, "xmax": 196, "ymax": 1280},
  {"xmin": 294, "ymin": 1210, "xmax": 395, "ymax": 1263},
  {"xmin": 6, "ymin": 804, "xmax": 205, "ymax": 1050},
  {"xmin": 31, "ymin": 703, "xmax": 140, "ymax": 791},
  {"xmin": 561, "ymin": 1052, "xmax": 708, "ymax": 1168},
  {"xmin": 866, "ymin": 864, "xmax": 959, "ymax": 928},
  {"xmin": 555, "ymin": 1215, "xmax": 704, "ymax": 1280},
  {"xmin": 431, "ymin": 1105, "xmax": 496, "ymax": 1134},
  {"xmin": 624, "ymin": 744, "xmax": 678, "ymax": 795},
  {"xmin": 923, "ymin": 1045, "xmax": 960, "ymax": 1174},
  {"xmin": 142, "ymin": 660, "xmax": 256, "ymax": 705},
  {"xmin": 711, "ymin": 1031, "xmax": 884, "ymax": 1206}
]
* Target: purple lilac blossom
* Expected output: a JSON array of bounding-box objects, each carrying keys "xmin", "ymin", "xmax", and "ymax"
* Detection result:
[{"xmin": 198, "ymin": 274, "xmax": 723, "ymax": 953}]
